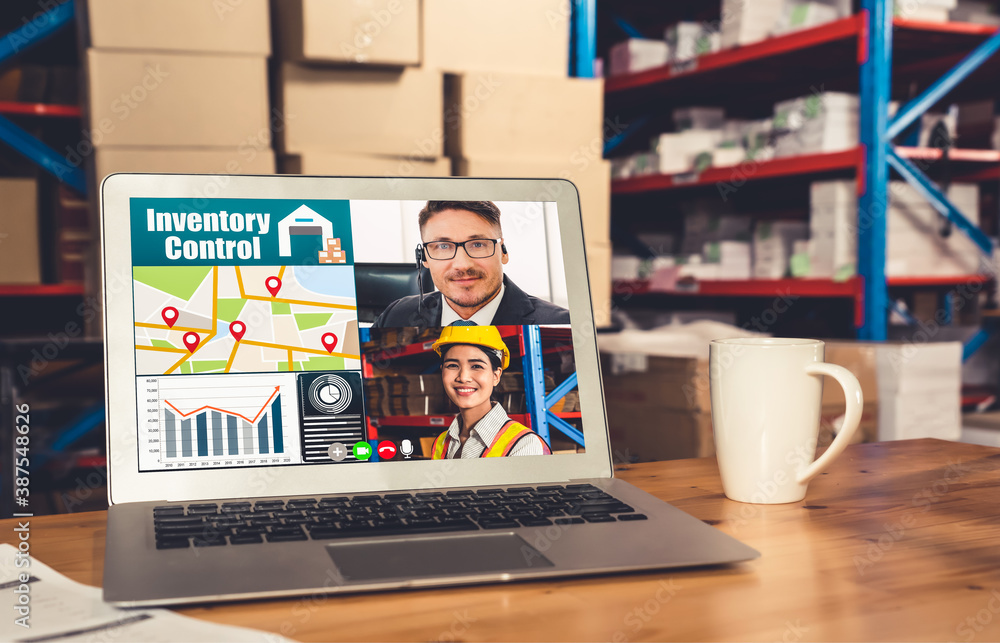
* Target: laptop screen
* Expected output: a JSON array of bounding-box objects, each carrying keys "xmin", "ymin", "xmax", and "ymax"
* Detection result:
[{"xmin": 130, "ymin": 198, "xmax": 586, "ymax": 473}]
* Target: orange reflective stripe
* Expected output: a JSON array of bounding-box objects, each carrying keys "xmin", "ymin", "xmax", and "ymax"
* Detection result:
[{"xmin": 430, "ymin": 430, "xmax": 450, "ymax": 459}]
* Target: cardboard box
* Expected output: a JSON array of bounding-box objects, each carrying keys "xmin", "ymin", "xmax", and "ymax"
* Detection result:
[
  {"xmin": 423, "ymin": 0, "xmax": 570, "ymax": 77},
  {"xmin": 0, "ymin": 178, "xmax": 40, "ymax": 284},
  {"xmin": 274, "ymin": 0, "xmax": 419, "ymax": 65},
  {"xmin": 86, "ymin": 50, "xmax": 270, "ymax": 148},
  {"xmin": 283, "ymin": 152, "xmax": 450, "ymax": 177},
  {"xmin": 608, "ymin": 408, "xmax": 713, "ymax": 463},
  {"xmin": 455, "ymin": 157, "xmax": 610, "ymax": 245},
  {"xmin": 278, "ymin": 64, "xmax": 443, "ymax": 157},
  {"xmin": 819, "ymin": 402, "xmax": 878, "ymax": 447},
  {"xmin": 601, "ymin": 353, "xmax": 711, "ymax": 413},
  {"xmin": 822, "ymin": 341, "xmax": 879, "ymax": 406},
  {"xmin": 445, "ymin": 72, "xmax": 603, "ymax": 161},
  {"xmin": 94, "ymin": 148, "xmax": 276, "ymax": 184},
  {"xmin": 86, "ymin": 0, "xmax": 270, "ymax": 55}
]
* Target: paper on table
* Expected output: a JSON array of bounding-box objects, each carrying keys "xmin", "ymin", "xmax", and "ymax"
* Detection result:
[{"xmin": 0, "ymin": 544, "xmax": 291, "ymax": 643}]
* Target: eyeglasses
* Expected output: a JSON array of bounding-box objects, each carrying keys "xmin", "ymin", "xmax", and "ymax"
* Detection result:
[{"xmin": 422, "ymin": 238, "xmax": 501, "ymax": 260}]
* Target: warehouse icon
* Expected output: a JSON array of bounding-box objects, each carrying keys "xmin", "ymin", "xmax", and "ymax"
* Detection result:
[{"xmin": 277, "ymin": 205, "xmax": 334, "ymax": 257}]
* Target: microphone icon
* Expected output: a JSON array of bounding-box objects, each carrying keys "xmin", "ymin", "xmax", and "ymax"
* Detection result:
[{"xmin": 400, "ymin": 439, "xmax": 414, "ymax": 459}]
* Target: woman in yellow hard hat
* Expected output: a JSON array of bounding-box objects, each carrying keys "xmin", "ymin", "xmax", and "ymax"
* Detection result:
[{"xmin": 429, "ymin": 326, "xmax": 551, "ymax": 459}]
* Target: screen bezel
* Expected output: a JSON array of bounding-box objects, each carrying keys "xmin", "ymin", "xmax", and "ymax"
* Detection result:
[{"xmin": 102, "ymin": 173, "xmax": 613, "ymax": 505}]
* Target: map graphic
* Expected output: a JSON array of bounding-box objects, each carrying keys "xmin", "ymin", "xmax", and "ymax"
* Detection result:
[{"xmin": 133, "ymin": 264, "xmax": 360, "ymax": 376}]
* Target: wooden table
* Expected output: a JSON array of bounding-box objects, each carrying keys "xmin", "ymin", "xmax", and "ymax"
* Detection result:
[{"xmin": 4, "ymin": 438, "xmax": 1000, "ymax": 641}]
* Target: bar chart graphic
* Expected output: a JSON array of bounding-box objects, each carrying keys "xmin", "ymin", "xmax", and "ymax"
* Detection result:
[{"xmin": 138, "ymin": 373, "xmax": 302, "ymax": 471}]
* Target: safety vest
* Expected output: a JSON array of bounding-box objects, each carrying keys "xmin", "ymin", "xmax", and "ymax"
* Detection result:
[{"xmin": 430, "ymin": 420, "xmax": 551, "ymax": 459}]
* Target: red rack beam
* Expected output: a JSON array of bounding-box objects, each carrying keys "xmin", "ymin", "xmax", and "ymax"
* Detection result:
[
  {"xmin": 611, "ymin": 149, "xmax": 859, "ymax": 195},
  {"xmin": 606, "ymin": 15, "xmax": 863, "ymax": 94},
  {"xmin": 0, "ymin": 102, "xmax": 81, "ymax": 118},
  {"xmin": 0, "ymin": 283, "xmax": 84, "ymax": 296}
]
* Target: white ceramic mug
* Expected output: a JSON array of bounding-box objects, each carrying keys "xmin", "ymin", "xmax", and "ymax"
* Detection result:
[{"xmin": 710, "ymin": 338, "xmax": 863, "ymax": 504}]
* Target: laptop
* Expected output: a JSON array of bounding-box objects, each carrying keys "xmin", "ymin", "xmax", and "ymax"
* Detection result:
[{"xmin": 100, "ymin": 174, "xmax": 758, "ymax": 606}]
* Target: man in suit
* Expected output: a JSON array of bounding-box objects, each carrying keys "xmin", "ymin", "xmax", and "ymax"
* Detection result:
[{"xmin": 371, "ymin": 201, "xmax": 570, "ymax": 328}]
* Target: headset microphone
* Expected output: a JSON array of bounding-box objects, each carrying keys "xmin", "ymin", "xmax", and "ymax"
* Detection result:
[
  {"xmin": 415, "ymin": 244, "xmax": 426, "ymax": 318},
  {"xmin": 501, "ymin": 242, "xmax": 507, "ymax": 254}
]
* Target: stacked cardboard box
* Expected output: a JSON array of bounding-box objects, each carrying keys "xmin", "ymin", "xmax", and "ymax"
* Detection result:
[
  {"xmin": 85, "ymin": 0, "xmax": 276, "ymax": 182},
  {"xmin": 272, "ymin": 1, "xmax": 446, "ymax": 178},
  {"xmin": 433, "ymin": 1, "xmax": 611, "ymax": 325},
  {"xmin": 319, "ymin": 237, "xmax": 348, "ymax": 265},
  {"xmin": 820, "ymin": 342, "xmax": 880, "ymax": 446},
  {"xmin": 0, "ymin": 178, "xmax": 41, "ymax": 284},
  {"xmin": 600, "ymin": 352, "xmax": 714, "ymax": 462}
]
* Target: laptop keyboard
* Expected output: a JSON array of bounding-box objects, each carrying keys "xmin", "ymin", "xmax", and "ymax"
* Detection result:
[{"xmin": 152, "ymin": 484, "xmax": 648, "ymax": 549}]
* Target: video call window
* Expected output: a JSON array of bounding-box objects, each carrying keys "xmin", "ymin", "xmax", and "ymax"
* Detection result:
[{"xmin": 130, "ymin": 198, "xmax": 583, "ymax": 472}]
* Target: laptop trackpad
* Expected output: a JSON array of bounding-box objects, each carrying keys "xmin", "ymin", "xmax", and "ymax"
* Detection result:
[{"xmin": 326, "ymin": 532, "xmax": 553, "ymax": 582}]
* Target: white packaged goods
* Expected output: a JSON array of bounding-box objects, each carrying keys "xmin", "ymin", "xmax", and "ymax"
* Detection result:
[
  {"xmin": 612, "ymin": 255, "xmax": 644, "ymax": 280},
  {"xmin": 712, "ymin": 145, "xmax": 746, "ymax": 167},
  {"xmin": 720, "ymin": 0, "xmax": 785, "ymax": 48},
  {"xmin": 703, "ymin": 241, "xmax": 752, "ymax": 279},
  {"xmin": 609, "ymin": 38, "xmax": 670, "ymax": 76},
  {"xmin": 773, "ymin": 92, "xmax": 858, "ymax": 157},
  {"xmin": 651, "ymin": 130, "xmax": 724, "ymax": 173},
  {"xmin": 773, "ymin": 1, "xmax": 842, "ymax": 35},
  {"xmin": 673, "ymin": 107, "xmax": 726, "ymax": 131},
  {"xmin": 950, "ymin": 0, "xmax": 1000, "ymax": 25},
  {"xmin": 753, "ymin": 221, "xmax": 808, "ymax": 279},
  {"xmin": 809, "ymin": 180, "xmax": 985, "ymax": 278},
  {"xmin": 665, "ymin": 22, "xmax": 721, "ymax": 61},
  {"xmin": 876, "ymin": 342, "xmax": 961, "ymax": 441},
  {"xmin": 896, "ymin": 0, "xmax": 957, "ymax": 20}
]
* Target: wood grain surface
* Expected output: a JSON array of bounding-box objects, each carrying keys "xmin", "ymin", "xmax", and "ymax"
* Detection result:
[{"xmin": 3, "ymin": 438, "xmax": 1000, "ymax": 641}]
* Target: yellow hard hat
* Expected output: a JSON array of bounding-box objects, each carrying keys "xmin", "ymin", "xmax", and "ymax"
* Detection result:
[{"xmin": 431, "ymin": 325, "xmax": 510, "ymax": 370}]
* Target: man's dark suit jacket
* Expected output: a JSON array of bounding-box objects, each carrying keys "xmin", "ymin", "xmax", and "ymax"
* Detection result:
[{"xmin": 371, "ymin": 275, "xmax": 570, "ymax": 328}]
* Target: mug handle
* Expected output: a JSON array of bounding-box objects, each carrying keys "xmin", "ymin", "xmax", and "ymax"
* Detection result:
[{"xmin": 796, "ymin": 363, "xmax": 864, "ymax": 485}]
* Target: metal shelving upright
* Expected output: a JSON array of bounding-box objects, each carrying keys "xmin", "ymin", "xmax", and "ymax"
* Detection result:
[{"xmin": 583, "ymin": 1, "xmax": 1000, "ymax": 341}]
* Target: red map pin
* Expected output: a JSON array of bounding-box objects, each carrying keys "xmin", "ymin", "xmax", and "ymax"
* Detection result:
[
  {"xmin": 182, "ymin": 332, "xmax": 200, "ymax": 353},
  {"xmin": 265, "ymin": 276, "xmax": 282, "ymax": 297},
  {"xmin": 321, "ymin": 333, "xmax": 338, "ymax": 353},
  {"xmin": 161, "ymin": 307, "xmax": 178, "ymax": 328},
  {"xmin": 229, "ymin": 321, "xmax": 246, "ymax": 342}
]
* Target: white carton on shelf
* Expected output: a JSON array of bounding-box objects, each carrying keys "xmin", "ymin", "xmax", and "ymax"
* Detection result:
[
  {"xmin": 808, "ymin": 179, "xmax": 986, "ymax": 279},
  {"xmin": 712, "ymin": 146, "xmax": 746, "ymax": 167},
  {"xmin": 773, "ymin": 1, "xmax": 842, "ymax": 35},
  {"xmin": 720, "ymin": 0, "xmax": 785, "ymax": 49},
  {"xmin": 611, "ymin": 255, "xmax": 644, "ymax": 281},
  {"xmin": 664, "ymin": 22, "xmax": 720, "ymax": 61},
  {"xmin": 704, "ymin": 240, "xmax": 752, "ymax": 279},
  {"xmin": 609, "ymin": 38, "xmax": 670, "ymax": 76},
  {"xmin": 876, "ymin": 341, "xmax": 961, "ymax": 441},
  {"xmin": 773, "ymin": 92, "xmax": 859, "ymax": 157},
  {"xmin": 753, "ymin": 220, "xmax": 808, "ymax": 278}
]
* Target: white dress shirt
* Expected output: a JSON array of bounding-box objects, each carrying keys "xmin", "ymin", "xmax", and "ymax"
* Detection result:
[
  {"xmin": 439, "ymin": 284, "xmax": 506, "ymax": 326},
  {"xmin": 441, "ymin": 402, "xmax": 547, "ymax": 458}
]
